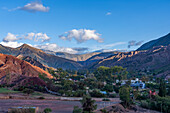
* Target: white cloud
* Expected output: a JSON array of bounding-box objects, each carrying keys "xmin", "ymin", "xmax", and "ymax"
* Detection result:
[
  {"xmin": 106, "ymin": 12, "xmax": 111, "ymax": 15},
  {"xmin": 0, "ymin": 41, "xmax": 24, "ymax": 48},
  {"xmin": 24, "ymin": 32, "xmax": 35, "ymax": 40},
  {"xmin": 20, "ymin": 2, "xmax": 49, "ymax": 12},
  {"xmin": 3, "ymin": 33, "xmax": 20, "ymax": 42},
  {"xmin": 3, "ymin": 2, "xmax": 49, "ymax": 13},
  {"xmin": 34, "ymin": 43, "xmax": 81, "ymax": 54},
  {"xmin": 33, "ymin": 33, "xmax": 50, "ymax": 42},
  {"xmin": 2, "ymin": 32, "xmax": 50, "ymax": 43},
  {"xmin": 59, "ymin": 29, "xmax": 103, "ymax": 43}
]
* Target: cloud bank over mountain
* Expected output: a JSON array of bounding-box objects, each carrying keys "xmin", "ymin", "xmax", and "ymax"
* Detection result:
[
  {"xmin": 34, "ymin": 43, "xmax": 88, "ymax": 54},
  {"xmin": 2, "ymin": 32, "xmax": 50, "ymax": 43},
  {"xmin": 128, "ymin": 40, "xmax": 143, "ymax": 48},
  {"xmin": 0, "ymin": 32, "xmax": 127, "ymax": 54}
]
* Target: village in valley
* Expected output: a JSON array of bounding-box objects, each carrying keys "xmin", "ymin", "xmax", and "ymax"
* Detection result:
[{"xmin": 0, "ymin": 0, "xmax": 170, "ymax": 113}]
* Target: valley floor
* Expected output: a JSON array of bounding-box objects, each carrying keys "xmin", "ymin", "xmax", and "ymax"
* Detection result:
[{"xmin": 0, "ymin": 99, "xmax": 119, "ymax": 113}]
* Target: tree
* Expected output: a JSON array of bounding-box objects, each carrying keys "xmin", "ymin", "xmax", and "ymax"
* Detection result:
[
  {"xmin": 119, "ymin": 86, "xmax": 131, "ymax": 107},
  {"xmin": 94, "ymin": 66, "xmax": 110, "ymax": 82},
  {"xmin": 81, "ymin": 95, "xmax": 97, "ymax": 113},
  {"xmin": 73, "ymin": 106, "xmax": 82, "ymax": 113},
  {"xmin": 158, "ymin": 79, "xmax": 166, "ymax": 97}
]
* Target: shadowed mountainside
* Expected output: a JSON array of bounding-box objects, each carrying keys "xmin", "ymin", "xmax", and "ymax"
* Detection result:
[
  {"xmin": 137, "ymin": 33, "xmax": 170, "ymax": 51},
  {"xmin": 88, "ymin": 45, "xmax": 170, "ymax": 79}
]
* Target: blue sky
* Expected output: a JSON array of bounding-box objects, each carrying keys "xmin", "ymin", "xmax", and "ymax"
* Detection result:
[{"xmin": 0, "ymin": 0, "xmax": 170, "ymax": 54}]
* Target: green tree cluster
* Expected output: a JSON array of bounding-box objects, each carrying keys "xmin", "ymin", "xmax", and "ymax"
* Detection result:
[{"xmin": 94, "ymin": 66, "xmax": 128, "ymax": 83}]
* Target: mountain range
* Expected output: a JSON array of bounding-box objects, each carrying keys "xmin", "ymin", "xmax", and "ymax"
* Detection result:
[
  {"xmin": 0, "ymin": 44, "xmax": 82, "ymax": 70},
  {"xmin": 0, "ymin": 33, "xmax": 169, "ymax": 79}
]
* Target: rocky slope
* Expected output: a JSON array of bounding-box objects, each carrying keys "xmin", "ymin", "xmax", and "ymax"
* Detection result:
[
  {"xmin": 17, "ymin": 55, "xmax": 48, "ymax": 70},
  {"xmin": 0, "ymin": 53, "xmax": 52, "ymax": 85},
  {"xmin": 0, "ymin": 44, "xmax": 82, "ymax": 70},
  {"xmin": 89, "ymin": 45, "xmax": 170, "ymax": 79},
  {"xmin": 137, "ymin": 33, "xmax": 170, "ymax": 51}
]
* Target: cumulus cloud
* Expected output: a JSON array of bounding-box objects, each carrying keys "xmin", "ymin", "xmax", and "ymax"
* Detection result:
[
  {"xmin": 20, "ymin": 2, "xmax": 49, "ymax": 12},
  {"xmin": 2, "ymin": 32, "xmax": 50, "ymax": 43},
  {"xmin": 128, "ymin": 40, "xmax": 143, "ymax": 48},
  {"xmin": 24, "ymin": 32, "xmax": 35, "ymax": 40},
  {"xmin": 59, "ymin": 29, "xmax": 103, "ymax": 43},
  {"xmin": 34, "ymin": 43, "xmax": 87, "ymax": 54},
  {"xmin": 3, "ymin": 1, "xmax": 49, "ymax": 13},
  {"xmin": 106, "ymin": 12, "xmax": 112, "ymax": 15},
  {"xmin": 3, "ymin": 33, "xmax": 20, "ymax": 42},
  {"xmin": 0, "ymin": 41, "xmax": 24, "ymax": 48},
  {"xmin": 33, "ymin": 33, "xmax": 50, "ymax": 42}
]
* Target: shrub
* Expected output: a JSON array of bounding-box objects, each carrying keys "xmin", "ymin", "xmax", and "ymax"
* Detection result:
[
  {"xmin": 103, "ymin": 84, "xmax": 114, "ymax": 92},
  {"xmin": 9, "ymin": 107, "xmax": 35, "ymax": 113},
  {"xmin": 73, "ymin": 106, "xmax": 82, "ymax": 113},
  {"xmin": 114, "ymin": 86, "xmax": 120, "ymax": 93},
  {"xmin": 64, "ymin": 91, "xmax": 73, "ymax": 97},
  {"xmin": 141, "ymin": 100, "xmax": 149, "ymax": 109},
  {"xmin": 140, "ymin": 96, "xmax": 170, "ymax": 113},
  {"xmin": 38, "ymin": 96, "xmax": 45, "ymax": 99},
  {"xmin": 109, "ymin": 93, "xmax": 116, "ymax": 98},
  {"xmin": 102, "ymin": 98, "xmax": 110, "ymax": 101},
  {"xmin": 23, "ymin": 88, "xmax": 34, "ymax": 95},
  {"xmin": 100, "ymin": 108, "xmax": 109, "ymax": 113},
  {"xmin": 149, "ymin": 101, "xmax": 157, "ymax": 110},
  {"xmin": 73, "ymin": 90, "xmax": 86, "ymax": 97},
  {"xmin": 90, "ymin": 89, "xmax": 105, "ymax": 97},
  {"xmin": 44, "ymin": 108, "xmax": 52, "ymax": 113}
]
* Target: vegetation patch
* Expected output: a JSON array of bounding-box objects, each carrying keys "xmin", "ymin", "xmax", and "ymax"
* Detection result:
[{"xmin": 0, "ymin": 88, "xmax": 19, "ymax": 94}]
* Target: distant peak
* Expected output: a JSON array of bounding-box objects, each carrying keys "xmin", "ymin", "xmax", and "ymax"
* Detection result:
[
  {"xmin": 18, "ymin": 44, "xmax": 45, "ymax": 53},
  {"xmin": 18, "ymin": 44, "xmax": 35, "ymax": 49},
  {"xmin": 166, "ymin": 32, "xmax": 170, "ymax": 36},
  {"xmin": 20, "ymin": 44, "xmax": 31, "ymax": 47}
]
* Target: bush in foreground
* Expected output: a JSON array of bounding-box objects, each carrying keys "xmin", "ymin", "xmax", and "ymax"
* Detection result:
[{"xmin": 44, "ymin": 108, "xmax": 52, "ymax": 113}]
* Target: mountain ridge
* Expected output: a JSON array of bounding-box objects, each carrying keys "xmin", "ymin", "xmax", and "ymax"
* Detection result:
[
  {"xmin": 0, "ymin": 44, "xmax": 82, "ymax": 70},
  {"xmin": 137, "ymin": 33, "xmax": 170, "ymax": 51}
]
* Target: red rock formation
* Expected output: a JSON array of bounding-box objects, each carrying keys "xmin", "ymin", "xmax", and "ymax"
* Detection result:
[{"xmin": 0, "ymin": 53, "xmax": 52, "ymax": 82}]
